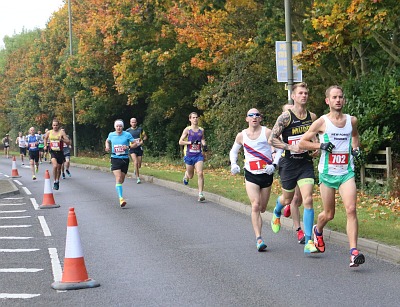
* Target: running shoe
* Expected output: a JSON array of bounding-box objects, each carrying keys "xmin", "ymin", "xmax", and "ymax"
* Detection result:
[
  {"xmin": 198, "ymin": 193, "xmax": 205, "ymax": 202},
  {"xmin": 304, "ymin": 240, "xmax": 319, "ymax": 254},
  {"xmin": 349, "ymin": 249, "xmax": 365, "ymax": 268},
  {"xmin": 313, "ymin": 225, "xmax": 325, "ymax": 253},
  {"xmin": 283, "ymin": 205, "xmax": 291, "ymax": 217},
  {"xmin": 297, "ymin": 229, "xmax": 305, "ymax": 244},
  {"xmin": 32, "ymin": 175, "xmax": 36, "ymax": 180},
  {"xmin": 35, "ymin": 165, "xmax": 39, "ymax": 173},
  {"xmin": 62, "ymin": 172, "xmax": 66, "ymax": 179},
  {"xmin": 53, "ymin": 181, "xmax": 59, "ymax": 190},
  {"xmin": 22, "ymin": 163, "xmax": 24, "ymax": 165},
  {"xmin": 257, "ymin": 239, "xmax": 267, "ymax": 252},
  {"xmin": 137, "ymin": 178, "xmax": 141, "ymax": 184},
  {"xmin": 66, "ymin": 169, "xmax": 71, "ymax": 177},
  {"xmin": 119, "ymin": 198, "xmax": 127, "ymax": 208},
  {"xmin": 183, "ymin": 177, "xmax": 189, "ymax": 185},
  {"xmin": 271, "ymin": 214, "xmax": 281, "ymax": 233}
]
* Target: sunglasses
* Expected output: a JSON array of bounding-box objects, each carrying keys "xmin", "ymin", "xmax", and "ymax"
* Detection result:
[{"xmin": 247, "ymin": 113, "xmax": 262, "ymax": 118}]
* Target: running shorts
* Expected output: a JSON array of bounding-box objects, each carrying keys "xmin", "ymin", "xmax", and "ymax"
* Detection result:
[
  {"xmin": 278, "ymin": 157, "xmax": 315, "ymax": 191},
  {"xmin": 111, "ymin": 157, "xmax": 130, "ymax": 174},
  {"xmin": 184, "ymin": 154, "xmax": 204, "ymax": 166},
  {"xmin": 244, "ymin": 169, "xmax": 274, "ymax": 189},
  {"xmin": 319, "ymin": 171, "xmax": 355, "ymax": 190}
]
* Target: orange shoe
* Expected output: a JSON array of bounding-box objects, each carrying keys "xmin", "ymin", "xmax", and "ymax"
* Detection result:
[{"xmin": 313, "ymin": 225, "xmax": 325, "ymax": 253}]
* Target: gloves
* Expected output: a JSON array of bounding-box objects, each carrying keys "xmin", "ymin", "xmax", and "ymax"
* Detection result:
[
  {"xmin": 352, "ymin": 148, "xmax": 362, "ymax": 161},
  {"xmin": 191, "ymin": 140, "xmax": 200, "ymax": 145},
  {"xmin": 320, "ymin": 142, "xmax": 335, "ymax": 153},
  {"xmin": 231, "ymin": 164, "xmax": 240, "ymax": 175},
  {"xmin": 264, "ymin": 164, "xmax": 276, "ymax": 175},
  {"xmin": 203, "ymin": 145, "xmax": 208, "ymax": 152}
]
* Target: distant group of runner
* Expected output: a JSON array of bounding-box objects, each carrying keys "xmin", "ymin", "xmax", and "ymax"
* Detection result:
[{"xmin": 2, "ymin": 120, "xmax": 72, "ymax": 185}]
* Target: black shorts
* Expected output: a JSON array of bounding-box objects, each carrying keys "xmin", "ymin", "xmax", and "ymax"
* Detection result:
[
  {"xmin": 278, "ymin": 157, "xmax": 315, "ymax": 190},
  {"xmin": 19, "ymin": 147, "xmax": 27, "ymax": 155},
  {"xmin": 111, "ymin": 157, "xmax": 130, "ymax": 174},
  {"xmin": 50, "ymin": 150, "xmax": 65, "ymax": 165},
  {"xmin": 129, "ymin": 146, "xmax": 143, "ymax": 156},
  {"xmin": 244, "ymin": 169, "xmax": 274, "ymax": 189},
  {"xmin": 29, "ymin": 150, "xmax": 40, "ymax": 163}
]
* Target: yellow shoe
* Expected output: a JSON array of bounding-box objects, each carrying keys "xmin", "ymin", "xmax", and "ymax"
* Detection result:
[{"xmin": 119, "ymin": 198, "xmax": 126, "ymax": 208}]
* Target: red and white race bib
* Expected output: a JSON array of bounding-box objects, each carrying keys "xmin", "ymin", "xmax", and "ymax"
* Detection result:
[
  {"xmin": 249, "ymin": 159, "xmax": 267, "ymax": 171},
  {"xmin": 329, "ymin": 153, "xmax": 349, "ymax": 165},
  {"xmin": 113, "ymin": 145, "xmax": 125, "ymax": 155}
]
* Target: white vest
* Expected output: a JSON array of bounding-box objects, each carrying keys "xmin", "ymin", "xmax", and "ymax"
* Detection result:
[
  {"xmin": 243, "ymin": 126, "xmax": 273, "ymax": 175},
  {"xmin": 318, "ymin": 114, "xmax": 354, "ymax": 175}
]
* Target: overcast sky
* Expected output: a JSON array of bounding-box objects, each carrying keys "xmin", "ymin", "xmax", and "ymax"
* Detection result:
[{"xmin": 0, "ymin": 0, "xmax": 65, "ymax": 49}]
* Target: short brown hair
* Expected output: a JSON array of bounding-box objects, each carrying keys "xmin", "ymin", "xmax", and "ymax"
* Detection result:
[
  {"xmin": 325, "ymin": 85, "xmax": 343, "ymax": 98},
  {"xmin": 292, "ymin": 82, "xmax": 308, "ymax": 93}
]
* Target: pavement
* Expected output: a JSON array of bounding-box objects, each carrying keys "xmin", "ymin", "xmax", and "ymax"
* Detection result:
[{"xmin": 2, "ymin": 163, "xmax": 399, "ymax": 265}]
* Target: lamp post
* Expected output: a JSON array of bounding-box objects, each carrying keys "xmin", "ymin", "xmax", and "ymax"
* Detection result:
[
  {"xmin": 68, "ymin": 0, "xmax": 77, "ymax": 156},
  {"xmin": 284, "ymin": 0, "xmax": 294, "ymax": 104}
]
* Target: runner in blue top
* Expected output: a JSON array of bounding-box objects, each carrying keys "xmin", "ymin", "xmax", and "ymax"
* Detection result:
[
  {"xmin": 27, "ymin": 127, "xmax": 40, "ymax": 180},
  {"xmin": 105, "ymin": 119, "xmax": 137, "ymax": 208}
]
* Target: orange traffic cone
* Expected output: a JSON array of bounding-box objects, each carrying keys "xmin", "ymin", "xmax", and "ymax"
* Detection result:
[
  {"xmin": 51, "ymin": 207, "xmax": 100, "ymax": 290},
  {"xmin": 39, "ymin": 170, "xmax": 60, "ymax": 209},
  {"xmin": 11, "ymin": 156, "xmax": 21, "ymax": 178}
]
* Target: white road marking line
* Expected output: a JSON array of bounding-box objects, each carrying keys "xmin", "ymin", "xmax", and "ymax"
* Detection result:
[
  {"xmin": 0, "ymin": 237, "xmax": 33, "ymax": 240},
  {"xmin": 0, "ymin": 210, "xmax": 27, "ymax": 213},
  {"xmin": 0, "ymin": 293, "xmax": 40, "ymax": 299},
  {"xmin": 49, "ymin": 248, "xmax": 63, "ymax": 283},
  {"xmin": 22, "ymin": 187, "xmax": 31, "ymax": 195},
  {"xmin": 0, "ymin": 249, "xmax": 39, "ymax": 252},
  {"xmin": 0, "ymin": 203, "xmax": 26, "ymax": 206},
  {"xmin": 0, "ymin": 216, "xmax": 31, "ymax": 219},
  {"xmin": 3, "ymin": 197, "xmax": 24, "ymax": 200},
  {"xmin": 30, "ymin": 198, "xmax": 39, "ymax": 210},
  {"xmin": 0, "ymin": 225, "xmax": 32, "ymax": 228},
  {"xmin": 13, "ymin": 180, "xmax": 23, "ymax": 186},
  {"xmin": 0, "ymin": 268, "xmax": 43, "ymax": 272},
  {"xmin": 38, "ymin": 216, "xmax": 51, "ymax": 237}
]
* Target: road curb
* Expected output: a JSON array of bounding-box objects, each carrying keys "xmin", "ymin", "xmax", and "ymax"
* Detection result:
[
  {"xmin": 0, "ymin": 179, "xmax": 20, "ymax": 197},
  {"xmin": 71, "ymin": 163, "xmax": 400, "ymax": 264}
]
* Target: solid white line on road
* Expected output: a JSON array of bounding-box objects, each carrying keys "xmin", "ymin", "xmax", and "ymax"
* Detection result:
[
  {"xmin": 49, "ymin": 248, "xmax": 63, "ymax": 283},
  {"xmin": 13, "ymin": 180, "xmax": 23, "ymax": 186},
  {"xmin": 0, "ymin": 210, "xmax": 27, "ymax": 213},
  {"xmin": 38, "ymin": 216, "xmax": 52, "ymax": 237},
  {"xmin": 30, "ymin": 198, "xmax": 39, "ymax": 210},
  {"xmin": 0, "ymin": 225, "xmax": 32, "ymax": 228},
  {"xmin": 0, "ymin": 203, "xmax": 25, "ymax": 206},
  {"xmin": 22, "ymin": 187, "xmax": 31, "ymax": 195},
  {"xmin": 0, "ymin": 293, "xmax": 40, "ymax": 299},
  {"xmin": 0, "ymin": 237, "xmax": 33, "ymax": 240},
  {"xmin": 0, "ymin": 249, "xmax": 39, "ymax": 252},
  {"xmin": 0, "ymin": 268, "xmax": 43, "ymax": 272},
  {"xmin": 3, "ymin": 197, "xmax": 24, "ymax": 200},
  {"xmin": 0, "ymin": 216, "xmax": 31, "ymax": 219}
]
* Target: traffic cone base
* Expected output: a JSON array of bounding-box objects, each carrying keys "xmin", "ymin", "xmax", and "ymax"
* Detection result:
[
  {"xmin": 51, "ymin": 208, "xmax": 100, "ymax": 291},
  {"xmin": 51, "ymin": 279, "xmax": 100, "ymax": 291},
  {"xmin": 40, "ymin": 170, "xmax": 60, "ymax": 209},
  {"xmin": 11, "ymin": 156, "xmax": 21, "ymax": 178}
]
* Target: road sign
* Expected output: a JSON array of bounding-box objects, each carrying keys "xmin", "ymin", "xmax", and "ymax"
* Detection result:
[{"xmin": 275, "ymin": 41, "xmax": 302, "ymax": 83}]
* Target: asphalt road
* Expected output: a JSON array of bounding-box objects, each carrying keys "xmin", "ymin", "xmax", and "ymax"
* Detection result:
[{"xmin": 0, "ymin": 157, "xmax": 399, "ymax": 306}]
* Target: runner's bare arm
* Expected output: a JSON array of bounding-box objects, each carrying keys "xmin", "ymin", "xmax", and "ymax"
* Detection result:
[
  {"xmin": 299, "ymin": 118, "xmax": 324, "ymax": 151},
  {"xmin": 268, "ymin": 111, "xmax": 292, "ymax": 150}
]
